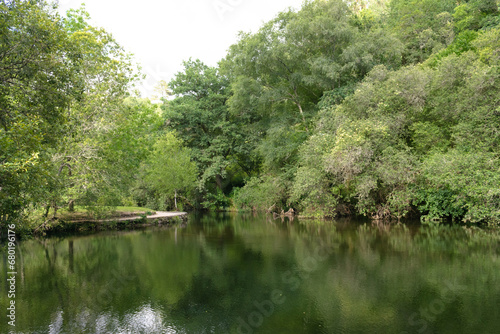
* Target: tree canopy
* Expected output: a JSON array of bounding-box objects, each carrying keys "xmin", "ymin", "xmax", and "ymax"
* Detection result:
[{"xmin": 2, "ymin": 0, "xmax": 500, "ymax": 227}]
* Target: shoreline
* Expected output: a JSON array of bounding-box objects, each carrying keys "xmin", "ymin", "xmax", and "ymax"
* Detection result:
[{"xmin": 22, "ymin": 211, "xmax": 189, "ymax": 237}]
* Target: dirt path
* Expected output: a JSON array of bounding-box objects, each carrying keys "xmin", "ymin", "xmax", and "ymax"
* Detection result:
[{"xmin": 107, "ymin": 211, "xmax": 188, "ymax": 222}]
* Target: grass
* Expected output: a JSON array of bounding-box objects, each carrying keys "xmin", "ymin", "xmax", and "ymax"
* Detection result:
[
  {"xmin": 50, "ymin": 206, "xmax": 156, "ymax": 221},
  {"xmin": 19, "ymin": 205, "xmax": 162, "ymax": 237}
]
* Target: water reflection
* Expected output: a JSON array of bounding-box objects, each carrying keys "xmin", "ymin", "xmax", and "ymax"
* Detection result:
[
  {"xmin": 98, "ymin": 304, "xmax": 180, "ymax": 334},
  {"xmin": 1, "ymin": 214, "xmax": 500, "ymax": 333}
]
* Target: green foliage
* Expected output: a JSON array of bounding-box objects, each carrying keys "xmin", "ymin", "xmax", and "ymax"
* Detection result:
[
  {"xmin": 232, "ymin": 175, "xmax": 289, "ymax": 212},
  {"xmin": 474, "ymin": 26, "xmax": 500, "ymax": 64},
  {"xmin": 427, "ymin": 30, "xmax": 479, "ymax": 66},
  {"xmin": 219, "ymin": 1, "xmax": 500, "ymax": 223},
  {"xmin": 416, "ymin": 150, "xmax": 500, "ymax": 223},
  {"xmin": 163, "ymin": 59, "xmax": 254, "ymax": 208},
  {"xmin": 3, "ymin": 0, "xmax": 500, "ymax": 225},
  {"xmin": 290, "ymin": 23, "xmax": 500, "ymax": 223},
  {"xmin": 42, "ymin": 5, "xmax": 143, "ymax": 217},
  {"xmin": 0, "ymin": 1, "xmax": 165, "ymax": 227},
  {"xmin": 410, "ymin": 121, "xmax": 449, "ymax": 154},
  {"xmin": 454, "ymin": 0, "xmax": 499, "ymax": 33},
  {"xmin": 222, "ymin": 0, "xmax": 402, "ymax": 212},
  {"xmin": 137, "ymin": 132, "xmax": 197, "ymax": 211},
  {"xmin": 0, "ymin": 0, "xmax": 80, "ymax": 220},
  {"xmin": 388, "ymin": 0, "xmax": 457, "ymax": 64}
]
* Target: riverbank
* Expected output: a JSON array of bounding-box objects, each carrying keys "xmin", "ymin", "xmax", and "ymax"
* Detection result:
[
  {"xmin": 5, "ymin": 207, "xmax": 189, "ymax": 238},
  {"xmin": 42, "ymin": 211, "xmax": 187, "ymax": 236}
]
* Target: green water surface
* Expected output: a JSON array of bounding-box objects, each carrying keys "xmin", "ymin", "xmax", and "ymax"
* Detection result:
[{"xmin": 1, "ymin": 213, "xmax": 500, "ymax": 333}]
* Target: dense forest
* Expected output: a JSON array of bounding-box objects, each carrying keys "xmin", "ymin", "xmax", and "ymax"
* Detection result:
[{"xmin": 1, "ymin": 0, "xmax": 500, "ymax": 230}]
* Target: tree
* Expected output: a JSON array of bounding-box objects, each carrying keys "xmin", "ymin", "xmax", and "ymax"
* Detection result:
[
  {"xmin": 1, "ymin": 2, "xmax": 149, "ymax": 223},
  {"xmin": 388, "ymin": 0, "xmax": 457, "ymax": 64},
  {"xmin": 152, "ymin": 80, "xmax": 171, "ymax": 100},
  {"xmin": 292, "ymin": 23, "xmax": 500, "ymax": 222},
  {"xmin": 138, "ymin": 132, "xmax": 197, "ymax": 210},
  {"xmin": 222, "ymin": 0, "xmax": 402, "ymax": 211},
  {"xmin": 0, "ymin": 0, "xmax": 80, "ymax": 220},
  {"xmin": 39, "ymin": 5, "xmax": 141, "ymax": 217},
  {"xmin": 163, "ymin": 59, "xmax": 251, "ymax": 208},
  {"xmin": 453, "ymin": 0, "xmax": 499, "ymax": 33}
]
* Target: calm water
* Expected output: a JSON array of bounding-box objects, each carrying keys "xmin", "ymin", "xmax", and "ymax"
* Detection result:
[{"xmin": 1, "ymin": 213, "xmax": 500, "ymax": 334}]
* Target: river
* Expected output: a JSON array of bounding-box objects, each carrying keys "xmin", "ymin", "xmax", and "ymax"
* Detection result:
[{"xmin": 1, "ymin": 213, "xmax": 499, "ymax": 333}]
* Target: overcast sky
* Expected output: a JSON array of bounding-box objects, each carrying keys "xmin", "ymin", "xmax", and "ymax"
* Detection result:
[{"xmin": 57, "ymin": 0, "xmax": 305, "ymax": 96}]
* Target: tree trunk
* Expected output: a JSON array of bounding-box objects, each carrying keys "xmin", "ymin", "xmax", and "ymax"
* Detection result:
[
  {"xmin": 43, "ymin": 204, "xmax": 50, "ymax": 218},
  {"xmin": 216, "ymin": 174, "xmax": 223, "ymax": 191},
  {"xmin": 52, "ymin": 201, "xmax": 58, "ymax": 219},
  {"xmin": 291, "ymin": 87, "xmax": 309, "ymax": 134},
  {"xmin": 174, "ymin": 190, "xmax": 178, "ymax": 211},
  {"xmin": 296, "ymin": 101, "xmax": 309, "ymax": 134}
]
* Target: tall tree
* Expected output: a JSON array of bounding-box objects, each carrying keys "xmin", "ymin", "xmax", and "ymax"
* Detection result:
[
  {"xmin": 163, "ymin": 59, "xmax": 251, "ymax": 208},
  {"xmin": 222, "ymin": 0, "xmax": 402, "ymax": 172},
  {"xmin": 137, "ymin": 132, "xmax": 197, "ymax": 211},
  {"xmin": 224, "ymin": 0, "xmax": 402, "ymax": 211},
  {"xmin": 39, "ymin": 5, "xmax": 141, "ymax": 217},
  {"xmin": 0, "ymin": 0, "xmax": 80, "ymax": 220}
]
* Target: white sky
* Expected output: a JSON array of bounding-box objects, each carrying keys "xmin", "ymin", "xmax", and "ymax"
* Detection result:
[{"xmin": 57, "ymin": 0, "xmax": 305, "ymax": 97}]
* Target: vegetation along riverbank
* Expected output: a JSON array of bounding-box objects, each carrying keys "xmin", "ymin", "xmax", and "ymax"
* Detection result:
[{"xmin": 1, "ymin": 0, "xmax": 500, "ymax": 237}]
